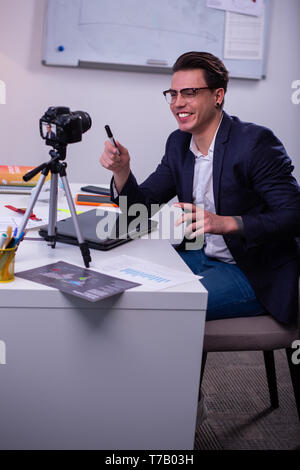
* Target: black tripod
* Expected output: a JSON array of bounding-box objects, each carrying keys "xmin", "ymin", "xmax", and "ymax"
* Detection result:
[{"xmin": 18, "ymin": 145, "xmax": 91, "ymax": 267}]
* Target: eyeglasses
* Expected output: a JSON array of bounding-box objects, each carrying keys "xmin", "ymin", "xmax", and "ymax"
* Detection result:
[{"xmin": 163, "ymin": 87, "xmax": 212, "ymax": 104}]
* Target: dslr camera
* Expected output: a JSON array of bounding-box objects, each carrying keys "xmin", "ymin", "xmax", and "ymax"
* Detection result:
[{"xmin": 40, "ymin": 106, "xmax": 92, "ymax": 146}]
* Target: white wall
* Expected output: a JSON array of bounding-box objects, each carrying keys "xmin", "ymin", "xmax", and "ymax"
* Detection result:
[{"xmin": 0, "ymin": 0, "xmax": 299, "ymax": 184}]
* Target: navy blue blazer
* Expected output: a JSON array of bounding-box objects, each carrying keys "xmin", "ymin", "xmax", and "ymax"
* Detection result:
[
  {"xmin": 46, "ymin": 131, "xmax": 56, "ymax": 140},
  {"xmin": 114, "ymin": 112, "xmax": 300, "ymax": 324}
]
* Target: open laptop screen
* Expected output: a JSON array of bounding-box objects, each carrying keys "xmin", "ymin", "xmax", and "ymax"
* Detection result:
[{"xmin": 39, "ymin": 209, "xmax": 158, "ymax": 251}]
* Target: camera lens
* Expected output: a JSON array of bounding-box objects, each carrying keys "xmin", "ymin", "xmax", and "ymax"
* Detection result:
[{"xmin": 73, "ymin": 111, "xmax": 92, "ymax": 134}]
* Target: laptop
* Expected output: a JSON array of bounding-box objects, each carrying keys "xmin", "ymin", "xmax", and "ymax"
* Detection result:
[{"xmin": 38, "ymin": 208, "xmax": 158, "ymax": 251}]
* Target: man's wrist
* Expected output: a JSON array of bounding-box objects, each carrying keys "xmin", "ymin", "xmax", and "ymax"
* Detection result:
[
  {"xmin": 113, "ymin": 167, "xmax": 130, "ymax": 194},
  {"xmin": 223, "ymin": 216, "xmax": 244, "ymax": 234}
]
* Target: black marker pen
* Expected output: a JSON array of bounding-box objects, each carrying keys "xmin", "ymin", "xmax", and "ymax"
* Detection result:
[{"xmin": 105, "ymin": 125, "xmax": 120, "ymax": 156}]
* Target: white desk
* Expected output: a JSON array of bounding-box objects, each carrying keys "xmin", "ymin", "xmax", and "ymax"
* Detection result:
[{"xmin": 0, "ymin": 187, "xmax": 207, "ymax": 450}]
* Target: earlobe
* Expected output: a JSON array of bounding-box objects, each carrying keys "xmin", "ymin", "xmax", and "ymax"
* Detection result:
[{"xmin": 215, "ymin": 88, "xmax": 224, "ymax": 108}]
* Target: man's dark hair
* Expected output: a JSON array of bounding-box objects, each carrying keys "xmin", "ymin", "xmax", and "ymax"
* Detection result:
[{"xmin": 173, "ymin": 51, "xmax": 229, "ymax": 104}]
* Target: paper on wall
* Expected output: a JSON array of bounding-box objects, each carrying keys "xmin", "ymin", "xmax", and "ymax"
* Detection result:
[
  {"xmin": 207, "ymin": 0, "xmax": 264, "ymax": 17},
  {"xmin": 224, "ymin": 8, "xmax": 264, "ymax": 60}
]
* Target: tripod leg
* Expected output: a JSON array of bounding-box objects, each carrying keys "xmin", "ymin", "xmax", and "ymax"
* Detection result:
[
  {"xmin": 17, "ymin": 173, "xmax": 48, "ymax": 235},
  {"xmin": 60, "ymin": 173, "xmax": 91, "ymax": 268},
  {"xmin": 47, "ymin": 173, "xmax": 58, "ymax": 248}
]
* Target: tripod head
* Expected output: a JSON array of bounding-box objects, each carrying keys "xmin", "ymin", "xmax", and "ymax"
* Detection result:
[
  {"xmin": 49, "ymin": 143, "xmax": 67, "ymax": 161},
  {"xmin": 23, "ymin": 144, "xmax": 67, "ymax": 184}
]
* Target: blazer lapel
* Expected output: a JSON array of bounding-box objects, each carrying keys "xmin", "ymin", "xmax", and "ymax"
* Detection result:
[{"xmin": 213, "ymin": 112, "xmax": 232, "ymax": 213}]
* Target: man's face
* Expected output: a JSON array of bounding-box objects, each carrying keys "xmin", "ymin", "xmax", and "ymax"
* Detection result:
[
  {"xmin": 46, "ymin": 125, "xmax": 51, "ymax": 134},
  {"xmin": 170, "ymin": 69, "xmax": 220, "ymax": 135}
]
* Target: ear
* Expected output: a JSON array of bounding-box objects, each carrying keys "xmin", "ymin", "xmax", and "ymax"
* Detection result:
[{"xmin": 215, "ymin": 88, "xmax": 225, "ymax": 107}]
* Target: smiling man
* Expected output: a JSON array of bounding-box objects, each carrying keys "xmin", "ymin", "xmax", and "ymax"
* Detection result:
[{"xmin": 100, "ymin": 51, "xmax": 300, "ymax": 326}]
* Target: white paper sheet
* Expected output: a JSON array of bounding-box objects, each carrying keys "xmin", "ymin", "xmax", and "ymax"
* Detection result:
[
  {"xmin": 224, "ymin": 8, "xmax": 264, "ymax": 60},
  {"xmin": 99, "ymin": 254, "xmax": 202, "ymax": 291},
  {"xmin": 0, "ymin": 208, "xmax": 68, "ymax": 233},
  {"xmin": 207, "ymin": 0, "xmax": 263, "ymax": 17},
  {"xmin": 0, "ymin": 217, "xmax": 16, "ymax": 233},
  {"xmin": 0, "ymin": 215, "xmax": 48, "ymax": 232}
]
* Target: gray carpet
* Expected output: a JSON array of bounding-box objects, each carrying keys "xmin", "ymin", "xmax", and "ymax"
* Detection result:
[{"xmin": 194, "ymin": 349, "xmax": 300, "ymax": 450}]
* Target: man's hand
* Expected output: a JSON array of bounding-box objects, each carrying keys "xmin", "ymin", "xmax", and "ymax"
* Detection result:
[
  {"xmin": 174, "ymin": 202, "xmax": 242, "ymax": 238},
  {"xmin": 100, "ymin": 140, "xmax": 130, "ymax": 194}
]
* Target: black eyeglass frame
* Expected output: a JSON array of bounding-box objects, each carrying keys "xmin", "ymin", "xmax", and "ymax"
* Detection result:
[{"xmin": 162, "ymin": 87, "xmax": 212, "ymax": 103}]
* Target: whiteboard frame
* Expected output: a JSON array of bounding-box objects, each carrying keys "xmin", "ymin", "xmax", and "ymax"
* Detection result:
[{"xmin": 42, "ymin": 0, "xmax": 270, "ymax": 79}]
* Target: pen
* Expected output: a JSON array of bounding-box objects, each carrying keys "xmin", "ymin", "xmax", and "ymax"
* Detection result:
[
  {"xmin": 105, "ymin": 125, "xmax": 120, "ymax": 156},
  {"xmin": 6, "ymin": 236, "xmax": 16, "ymax": 249},
  {"xmin": 5, "ymin": 230, "xmax": 26, "ymax": 250},
  {"xmin": 13, "ymin": 230, "xmax": 25, "ymax": 246},
  {"xmin": 4, "ymin": 225, "xmax": 12, "ymax": 248},
  {"xmin": 0, "ymin": 233, "xmax": 8, "ymax": 248}
]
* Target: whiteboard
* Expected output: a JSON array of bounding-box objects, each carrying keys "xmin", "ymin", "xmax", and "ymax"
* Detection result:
[{"xmin": 42, "ymin": 0, "xmax": 270, "ymax": 79}]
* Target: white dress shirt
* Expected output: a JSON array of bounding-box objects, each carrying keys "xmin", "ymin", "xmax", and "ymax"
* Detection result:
[
  {"xmin": 112, "ymin": 119, "xmax": 235, "ymax": 263},
  {"xmin": 190, "ymin": 118, "xmax": 235, "ymax": 264}
]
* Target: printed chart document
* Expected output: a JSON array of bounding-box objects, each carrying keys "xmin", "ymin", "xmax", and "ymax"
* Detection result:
[
  {"xmin": 99, "ymin": 254, "xmax": 202, "ymax": 291},
  {"xmin": 224, "ymin": 8, "xmax": 265, "ymax": 60},
  {"xmin": 16, "ymin": 261, "xmax": 140, "ymax": 302}
]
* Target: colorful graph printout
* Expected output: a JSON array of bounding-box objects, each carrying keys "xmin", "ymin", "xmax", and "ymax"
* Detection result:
[{"xmin": 16, "ymin": 261, "xmax": 140, "ymax": 302}]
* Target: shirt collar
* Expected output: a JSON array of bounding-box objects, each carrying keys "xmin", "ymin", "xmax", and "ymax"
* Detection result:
[{"xmin": 190, "ymin": 113, "xmax": 223, "ymax": 159}]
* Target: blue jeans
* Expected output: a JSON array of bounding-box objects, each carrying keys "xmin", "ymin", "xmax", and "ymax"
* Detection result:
[{"xmin": 177, "ymin": 248, "xmax": 266, "ymax": 321}]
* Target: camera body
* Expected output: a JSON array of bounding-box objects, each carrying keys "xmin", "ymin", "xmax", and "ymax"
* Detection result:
[{"xmin": 40, "ymin": 106, "xmax": 92, "ymax": 146}]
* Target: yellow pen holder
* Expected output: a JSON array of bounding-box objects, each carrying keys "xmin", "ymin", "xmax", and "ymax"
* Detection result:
[{"xmin": 0, "ymin": 246, "xmax": 17, "ymax": 282}]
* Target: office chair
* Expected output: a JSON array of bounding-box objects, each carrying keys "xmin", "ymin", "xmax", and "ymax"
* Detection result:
[{"xmin": 200, "ymin": 279, "xmax": 300, "ymax": 420}]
